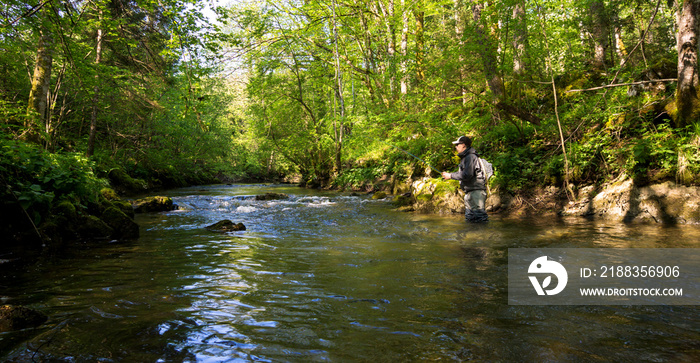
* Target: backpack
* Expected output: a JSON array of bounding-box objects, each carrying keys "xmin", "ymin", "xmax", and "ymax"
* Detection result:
[
  {"xmin": 477, "ymin": 157, "xmax": 494, "ymax": 182},
  {"xmin": 477, "ymin": 157, "xmax": 494, "ymax": 194}
]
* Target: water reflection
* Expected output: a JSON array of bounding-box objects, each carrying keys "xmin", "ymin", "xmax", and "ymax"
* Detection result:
[{"xmin": 1, "ymin": 184, "xmax": 699, "ymax": 361}]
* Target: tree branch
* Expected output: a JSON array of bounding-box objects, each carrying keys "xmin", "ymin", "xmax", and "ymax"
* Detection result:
[{"xmin": 565, "ymin": 79, "xmax": 676, "ymax": 93}]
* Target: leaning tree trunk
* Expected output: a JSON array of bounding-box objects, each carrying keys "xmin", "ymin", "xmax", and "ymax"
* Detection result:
[{"xmin": 676, "ymin": 0, "xmax": 700, "ymax": 127}]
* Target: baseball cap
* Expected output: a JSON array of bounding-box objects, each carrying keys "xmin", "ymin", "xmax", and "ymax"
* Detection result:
[{"xmin": 451, "ymin": 136, "xmax": 471, "ymax": 145}]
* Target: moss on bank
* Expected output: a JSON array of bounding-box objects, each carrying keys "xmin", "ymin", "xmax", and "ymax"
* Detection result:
[{"xmin": 0, "ymin": 140, "xmax": 147, "ymax": 256}]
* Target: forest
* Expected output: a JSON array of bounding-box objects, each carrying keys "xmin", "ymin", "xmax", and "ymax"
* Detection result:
[{"xmin": 1, "ymin": 0, "xmax": 700, "ymax": 245}]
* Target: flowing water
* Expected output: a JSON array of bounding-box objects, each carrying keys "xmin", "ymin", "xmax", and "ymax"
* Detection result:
[{"xmin": 1, "ymin": 184, "xmax": 699, "ymax": 362}]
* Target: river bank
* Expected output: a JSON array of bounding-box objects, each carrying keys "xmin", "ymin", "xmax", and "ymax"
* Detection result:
[{"xmin": 370, "ymin": 176, "xmax": 700, "ymax": 224}]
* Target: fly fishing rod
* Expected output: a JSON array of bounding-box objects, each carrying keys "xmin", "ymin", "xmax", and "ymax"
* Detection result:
[{"xmin": 382, "ymin": 141, "xmax": 444, "ymax": 174}]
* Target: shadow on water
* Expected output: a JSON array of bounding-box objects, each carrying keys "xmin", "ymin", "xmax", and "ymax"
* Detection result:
[{"xmin": 1, "ymin": 184, "xmax": 699, "ymax": 361}]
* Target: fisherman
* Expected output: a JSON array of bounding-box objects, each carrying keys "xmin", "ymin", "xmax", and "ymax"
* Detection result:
[{"xmin": 441, "ymin": 136, "xmax": 488, "ymax": 222}]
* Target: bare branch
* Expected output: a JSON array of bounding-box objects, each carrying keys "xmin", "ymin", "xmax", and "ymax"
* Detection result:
[{"xmin": 565, "ymin": 79, "xmax": 676, "ymax": 93}]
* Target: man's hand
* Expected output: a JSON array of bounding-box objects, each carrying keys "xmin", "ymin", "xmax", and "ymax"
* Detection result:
[{"xmin": 442, "ymin": 172, "xmax": 451, "ymax": 180}]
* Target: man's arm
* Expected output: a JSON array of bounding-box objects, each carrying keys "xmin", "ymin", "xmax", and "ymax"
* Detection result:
[{"xmin": 442, "ymin": 156, "xmax": 474, "ymax": 181}]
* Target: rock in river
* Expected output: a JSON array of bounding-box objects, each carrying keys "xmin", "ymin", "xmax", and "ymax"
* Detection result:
[
  {"xmin": 205, "ymin": 220, "xmax": 246, "ymax": 232},
  {"xmin": 254, "ymin": 192, "xmax": 289, "ymax": 201},
  {"xmin": 132, "ymin": 196, "xmax": 177, "ymax": 213},
  {"xmin": 0, "ymin": 305, "xmax": 48, "ymax": 332}
]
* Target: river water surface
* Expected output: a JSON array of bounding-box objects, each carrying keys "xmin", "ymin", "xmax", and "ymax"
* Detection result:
[{"xmin": 1, "ymin": 184, "xmax": 699, "ymax": 362}]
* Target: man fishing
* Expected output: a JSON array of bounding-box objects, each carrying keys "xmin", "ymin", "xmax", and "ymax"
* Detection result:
[{"xmin": 441, "ymin": 136, "xmax": 488, "ymax": 223}]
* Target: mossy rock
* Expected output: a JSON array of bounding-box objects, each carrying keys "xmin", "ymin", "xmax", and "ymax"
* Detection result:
[
  {"xmin": 100, "ymin": 188, "xmax": 120, "ymax": 201},
  {"xmin": 392, "ymin": 179, "xmax": 412, "ymax": 195},
  {"xmin": 0, "ymin": 305, "xmax": 48, "ymax": 332},
  {"xmin": 205, "ymin": 220, "xmax": 246, "ymax": 232},
  {"xmin": 43, "ymin": 201, "xmax": 82, "ymax": 242},
  {"xmin": 415, "ymin": 194, "xmax": 433, "ymax": 203},
  {"xmin": 52, "ymin": 200, "xmax": 77, "ymax": 222},
  {"xmin": 101, "ymin": 207, "xmax": 139, "ymax": 240},
  {"xmin": 254, "ymin": 192, "xmax": 289, "ymax": 201},
  {"xmin": 77, "ymin": 215, "xmax": 114, "ymax": 240},
  {"xmin": 108, "ymin": 168, "xmax": 147, "ymax": 194},
  {"xmin": 110, "ymin": 199, "xmax": 135, "ymax": 219},
  {"xmin": 132, "ymin": 196, "xmax": 176, "ymax": 213},
  {"xmin": 411, "ymin": 178, "xmax": 464, "ymax": 214},
  {"xmin": 38, "ymin": 220, "xmax": 62, "ymax": 244},
  {"xmin": 433, "ymin": 179, "xmax": 460, "ymax": 198},
  {"xmin": 371, "ymin": 191, "xmax": 387, "ymax": 200}
]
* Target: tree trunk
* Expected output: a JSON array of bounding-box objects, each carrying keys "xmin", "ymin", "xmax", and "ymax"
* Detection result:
[
  {"xmin": 676, "ymin": 0, "xmax": 700, "ymax": 127},
  {"xmin": 357, "ymin": 1, "xmax": 381, "ymax": 105},
  {"xmin": 472, "ymin": 2, "xmax": 504, "ymax": 100},
  {"xmin": 512, "ymin": 1, "xmax": 529, "ymax": 78},
  {"xmin": 414, "ymin": 0, "xmax": 425, "ymax": 83},
  {"xmin": 454, "ymin": 0, "xmax": 467, "ymax": 104},
  {"xmin": 87, "ymin": 22, "xmax": 104, "ymax": 158},
  {"xmin": 400, "ymin": 0, "xmax": 409, "ymax": 95},
  {"xmin": 332, "ymin": 0, "xmax": 344, "ymax": 173},
  {"xmin": 612, "ymin": 11, "xmax": 627, "ymax": 66},
  {"xmin": 379, "ymin": 0, "xmax": 397, "ymax": 100},
  {"xmin": 588, "ymin": 0, "xmax": 609, "ymax": 69},
  {"xmin": 26, "ymin": 28, "xmax": 54, "ymax": 141}
]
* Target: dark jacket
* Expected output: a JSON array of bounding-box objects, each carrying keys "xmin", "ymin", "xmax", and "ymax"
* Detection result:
[{"xmin": 450, "ymin": 147, "xmax": 486, "ymax": 192}]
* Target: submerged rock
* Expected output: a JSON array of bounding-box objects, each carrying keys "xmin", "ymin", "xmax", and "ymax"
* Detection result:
[
  {"xmin": 101, "ymin": 207, "xmax": 139, "ymax": 239},
  {"xmin": 371, "ymin": 191, "xmax": 388, "ymax": 200},
  {"xmin": 255, "ymin": 192, "xmax": 289, "ymax": 201},
  {"xmin": 132, "ymin": 196, "xmax": 177, "ymax": 213},
  {"xmin": 0, "ymin": 305, "xmax": 48, "ymax": 332},
  {"xmin": 205, "ymin": 220, "xmax": 246, "ymax": 232}
]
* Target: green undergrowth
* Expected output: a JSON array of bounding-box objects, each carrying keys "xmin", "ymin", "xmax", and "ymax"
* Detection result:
[
  {"xmin": 0, "ymin": 138, "xmax": 106, "ymax": 228},
  {"xmin": 0, "ymin": 135, "xmax": 247, "ymax": 250}
]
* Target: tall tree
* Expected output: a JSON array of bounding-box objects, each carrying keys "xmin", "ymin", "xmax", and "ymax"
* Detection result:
[
  {"xmin": 400, "ymin": 0, "xmax": 409, "ymax": 96},
  {"xmin": 378, "ymin": 0, "xmax": 398, "ymax": 100},
  {"xmin": 512, "ymin": 0, "xmax": 529, "ymax": 79},
  {"xmin": 676, "ymin": 0, "xmax": 700, "ymax": 127},
  {"xmin": 454, "ymin": 0, "xmax": 468, "ymax": 104},
  {"xmin": 471, "ymin": 1, "xmax": 504, "ymax": 99},
  {"xmin": 414, "ymin": 0, "xmax": 425, "ymax": 84},
  {"xmin": 587, "ymin": 0, "xmax": 609, "ymax": 69},
  {"xmin": 25, "ymin": 3, "xmax": 54, "ymax": 142},
  {"xmin": 87, "ymin": 6, "xmax": 104, "ymax": 158},
  {"xmin": 332, "ymin": 0, "xmax": 345, "ymax": 173}
]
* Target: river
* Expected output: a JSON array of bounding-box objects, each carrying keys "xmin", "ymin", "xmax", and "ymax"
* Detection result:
[{"xmin": 1, "ymin": 184, "xmax": 699, "ymax": 362}]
